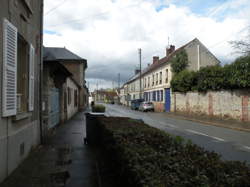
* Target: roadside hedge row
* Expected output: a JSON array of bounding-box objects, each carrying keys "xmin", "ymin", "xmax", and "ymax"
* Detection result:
[
  {"xmin": 96, "ymin": 116, "xmax": 250, "ymax": 187},
  {"xmin": 171, "ymin": 55, "xmax": 250, "ymax": 92},
  {"xmin": 92, "ymin": 104, "xmax": 106, "ymax": 112}
]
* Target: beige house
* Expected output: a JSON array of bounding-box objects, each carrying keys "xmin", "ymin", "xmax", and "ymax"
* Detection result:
[
  {"xmin": 0, "ymin": 0, "xmax": 43, "ymax": 182},
  {"xmin": 43, "ymin": 47, "xmax": 88, "ymax": 125},
  {"xmin": 122, "ymin": 38, "xmax": 220, "ymax": 112}
]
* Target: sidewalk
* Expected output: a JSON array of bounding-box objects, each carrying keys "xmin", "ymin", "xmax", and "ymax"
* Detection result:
[{"xmin": 1, "ymin": 112, "xmax": 99, "ymax": 187}]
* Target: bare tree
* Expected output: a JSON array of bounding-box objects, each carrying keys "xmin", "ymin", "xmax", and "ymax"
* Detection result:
[{"xmin": 229, "ymin": 29, "xmax": 250, "ymax": 56}]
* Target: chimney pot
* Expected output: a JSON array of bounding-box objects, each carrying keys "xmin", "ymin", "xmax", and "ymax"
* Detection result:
[
  {"xmin": 166, "ymin": 45, "xmax": 175, "ymax": 56},
  {"xmin": 135, "ymin": 69, "xmax": 140, "ymax": 75},
  {"xmin": 153, "ymin": 56, "xmax": 159, "ymax": 64}
]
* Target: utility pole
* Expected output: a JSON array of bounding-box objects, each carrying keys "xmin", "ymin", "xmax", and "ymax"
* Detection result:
[
  {"xmin": 96, "ymin": 82, "xmax": 98, "ymax": 102},
  {"xmin": 138, "ymin": 48, "xmax": 142, "ymax": 99},
  {"xmin": 118, "ymin": 73, "xmax": 120, "ymax": 90},
  {"xmin": 118, "ymin": 73, "xmax": 120, "ymax": 104}
]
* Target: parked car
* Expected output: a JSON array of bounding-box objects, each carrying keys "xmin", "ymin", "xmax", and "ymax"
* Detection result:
[
  {"xmin": 131, "ymin": 99, "xmax": 144, "ymax": 110},
  {"xmin": 139, "ymin": 102, "xmax": 154, "ymax": 112}
]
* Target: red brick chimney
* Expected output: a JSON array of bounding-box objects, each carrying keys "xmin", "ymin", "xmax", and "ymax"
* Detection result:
[
  {"xmin": 153, "ymin": 56, "xmax": 159, "ymax": 64},
  {"xmin": 166, "ymin": 45, "xmax": 175, "ymax": 56}
]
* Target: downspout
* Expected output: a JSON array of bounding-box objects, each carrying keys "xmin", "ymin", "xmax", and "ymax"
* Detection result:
[
  {"xmin": 39, "ymin": 0, "xmax": 44, "ymax": 144},
  {"xmin": 197, "ymin": 44, "xmax": 200, "ymax": 71},
  {"xmin": 6, "ymin": 0, "xmax": 11, "ymax": 178}
]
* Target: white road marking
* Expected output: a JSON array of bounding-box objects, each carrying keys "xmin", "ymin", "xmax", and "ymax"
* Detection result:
[
  {"xmin": 159, "ymin": 121, "xmax": 178, "ymax": 128},
  {"xmin": 211, "ymin": 136, "xmax": 225, "ymax": 142},
  {"xmin": 186, "ymin": 129, "xmax": 225, "ymax": 142},
  {"xmin": 243, "ymin": 146, "xmax": 250, "ymax": 150},
  {"xmin": 186, "ymin": 129, "xmax": 208, "ymax": 136}
]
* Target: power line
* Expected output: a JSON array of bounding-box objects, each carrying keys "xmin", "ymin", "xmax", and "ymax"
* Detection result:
[
  {"xmin": 45, "ymin": 0, "xmax": 68, "ymax": 16},
  {"xmin": 46, "ymin": 11, "xmax": 109, "ymax": 28},
  {"xmin": 44, "ymin": 2, "xmax": 140, "ymax": 27}
]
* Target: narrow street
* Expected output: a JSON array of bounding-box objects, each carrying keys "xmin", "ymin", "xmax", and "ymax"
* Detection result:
[{"xmin": 104, "ymin": 104, "xmax": 250, "ymax": 164}]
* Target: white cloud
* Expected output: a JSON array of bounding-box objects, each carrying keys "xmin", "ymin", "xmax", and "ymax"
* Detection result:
[{"xmin": 43, "ymin": 0, "xmax": 250, "ymax": 91}]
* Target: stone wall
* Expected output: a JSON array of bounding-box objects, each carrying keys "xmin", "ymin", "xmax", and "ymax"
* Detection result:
[
  {"xmin": 154, "ymin": 102, "xmax": 164, "ymax": 112},
  {"xmin": 172, "ymin": 90, "xmax": 250, "ymax": 122}
]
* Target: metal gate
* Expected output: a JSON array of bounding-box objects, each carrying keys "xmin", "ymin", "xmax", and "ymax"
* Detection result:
[
  {"xmin": 165, "ymin": 88, "xmax": 171, "ymax": 112},
  {"xmin": 48, "ymin": 88, "xmax": 60, "ymax": 129}
]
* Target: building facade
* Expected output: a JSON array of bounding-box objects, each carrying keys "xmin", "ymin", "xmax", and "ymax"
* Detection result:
[
  {"xmin": 43, "ymin": 47, "xmax": 87, "ymax": 124},
  {"xmin": 0, "ymin": 0, "xmax": 43, "ymax": 182},
  {"xmin": 122, "ymin": 38, "xmax": 220, "ymax": 112}
]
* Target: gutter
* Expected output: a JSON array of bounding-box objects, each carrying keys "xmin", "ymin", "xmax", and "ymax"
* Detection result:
[{"xmin": 39, "ymin": 0, "xmax": 44, "ymax": 144}]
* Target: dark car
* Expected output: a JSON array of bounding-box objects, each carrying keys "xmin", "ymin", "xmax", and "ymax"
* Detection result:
[{"xmin": 131, "ymin": 99, "xmax": 144, "ymax": 110}]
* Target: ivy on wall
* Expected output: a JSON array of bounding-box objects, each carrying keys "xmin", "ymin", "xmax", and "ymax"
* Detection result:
[
  {"xmin": 171, "ymin": 55, "xmax": 250, "ymax": 92},
  {"xmin": 170, "ymin": 49, "xmax": 188, "ymax": 74}
]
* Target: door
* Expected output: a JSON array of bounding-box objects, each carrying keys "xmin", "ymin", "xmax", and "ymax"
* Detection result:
[
  {"xmin": 165, "ymin": 88, "xmax": 171, "ymax": 112},
  {"xmin": 48, "ymin": 88, "xmax": 60, "ymax": 129}
]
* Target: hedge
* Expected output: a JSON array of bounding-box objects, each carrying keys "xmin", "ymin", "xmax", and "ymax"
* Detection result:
[
  {"xmin": 171, "ymin": 55, "xmax": 250, "ymax": 92},
  {"xmin": 95, "ymin": 116, "xmax": 250, "ymax": 187},
  {"xmin": 92, "ymin": 104, "xmax": 106, "ymax": 112}
]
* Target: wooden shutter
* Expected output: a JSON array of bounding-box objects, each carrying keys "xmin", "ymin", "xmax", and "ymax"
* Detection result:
[
  {"xmin": 29, "ymin": 44, "xmax": 35, "ymax": 111},
  {"xmin": 2, "ymin": 18, "xmax": 18, "ymax": 117}
]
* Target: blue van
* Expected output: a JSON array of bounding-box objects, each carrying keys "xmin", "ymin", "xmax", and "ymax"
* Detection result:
[{"xmin": 131, "ymin": 99, "xmax": 144, "ymax": 110}]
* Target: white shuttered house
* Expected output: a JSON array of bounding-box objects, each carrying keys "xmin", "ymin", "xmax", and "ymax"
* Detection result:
[{"xmin": 0, "ymin": 0, "xmax": 43, "ymax": 183}]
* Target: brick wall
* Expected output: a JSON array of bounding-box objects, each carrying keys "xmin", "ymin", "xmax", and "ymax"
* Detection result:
[{"xmin": 172, "ymin": 90, "xmax": 250, "ymax": 122}]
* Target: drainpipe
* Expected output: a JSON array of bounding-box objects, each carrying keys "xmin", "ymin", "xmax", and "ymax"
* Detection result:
[
  {"xmin": 197, "ymin": 44, "xmax": 200, "ymax": 71},
  {"xmin": 39, "ymin": 0, "xmax": 44, "ymax": 144}
]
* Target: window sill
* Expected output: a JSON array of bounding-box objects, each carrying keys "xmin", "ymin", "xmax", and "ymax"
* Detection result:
[{"xmin": 12, "ymin": 112, "xmax": 32, "ymax": 121}]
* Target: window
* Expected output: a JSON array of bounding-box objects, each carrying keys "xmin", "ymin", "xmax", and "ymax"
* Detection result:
[
  {"xmin": 68, "ymin": 87, "xmax": 71, "ymax": 105},
  {"xmin": 144, "ymin": 78, "xmax": 147, "ymax": 88},
  {"xmin": 148, "ymin": 77, "xmax": 150, "ymax": 87},
  {"xmin": 159, "ymin": 72, "xmax": 162, "ymax": 84},
  {"xmin": 74, "ymin": 90, "xmax": 78, "ymax": 107},
  {"xmin": 157, "ymin": 91, "xmax": 160, "ymax": 101},
  {"xmin": 2, "ymin": 19, "xmax": 34, "ymax": 117},
  {"xmin": 165, "ymin": 69, "xmax": 169, "ymax": 83},
  {"xmin": 152, "ymin": 74, "xmax": 154, "ymax": 86},
  {"xmin": 160, "ymin": 90, "xmax": 163, "ymax": 101},
  {"xmin": 17, "ymin": 35, "xmax": 29, "ymax": 113},
  {"xmin": 156, "ymin": 73, "xmax": 158, "ymax": 85}
]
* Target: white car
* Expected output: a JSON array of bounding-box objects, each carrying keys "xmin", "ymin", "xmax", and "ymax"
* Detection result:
[{"xmin": 139, "ymin": 102, "xmax": 154, "ymax": 112}]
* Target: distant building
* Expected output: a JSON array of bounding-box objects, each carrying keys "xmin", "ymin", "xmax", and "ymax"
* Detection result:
[
  {"xmin": 43, "ymin": 47, "xmax": 88, "ymax": 125},
  {"xmin": 93, "ymin": 89, "xmax": 119, "ymax": 104},
  {"xmin": 122, "ymin": 38, "xmax": 220, "ymax": 112}
]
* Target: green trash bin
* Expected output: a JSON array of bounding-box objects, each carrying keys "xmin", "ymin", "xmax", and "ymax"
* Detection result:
[{"xmin": 85, "ymin": 112, "xmax": 104, "ymax": 145}]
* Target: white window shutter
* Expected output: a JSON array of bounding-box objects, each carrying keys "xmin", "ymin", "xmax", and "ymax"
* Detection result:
[
  {"xmin": 2, "ymin": 19, "xmax": 18, "ymax": 117},
  {"xmin": 29, "ymin": 44, "xmax": 35, "ymax": 111}
]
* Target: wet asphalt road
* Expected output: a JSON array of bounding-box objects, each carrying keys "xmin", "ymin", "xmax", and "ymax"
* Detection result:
[{"xmin": 104, "ymin": 104, "xmax": 250, "ymax": 164}]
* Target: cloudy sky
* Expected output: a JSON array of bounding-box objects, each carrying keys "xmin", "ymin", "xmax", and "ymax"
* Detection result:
[{"xmin": 43, "ymin": 0, "xmax": 250, "ymax": 91}]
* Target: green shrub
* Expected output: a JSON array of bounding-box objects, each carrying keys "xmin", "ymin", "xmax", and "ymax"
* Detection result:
[
  {"xmin": 227, "ymin": 56, "xmax": 250, "ymax": 89},
  {"xmin": 92, "ymin": 104, "xmax": 106, "ymax": 112},
  {"xmin": 171, "ymin": 70, "xmax": 197, "ymax": 92},
  {"xmin": 171, "ymin": 55, "xmax": 250, "ymax": 92},
  {"xmin": 95, "ymin": 116, "xmax": 250, "ymax": 187},
  {"xmin": 170, "ymin": 49, "xmax": 188, "ymax": 74},
  {"xmin": 196, "ymin": 65, "xmax": 226, "ymax": 91}
]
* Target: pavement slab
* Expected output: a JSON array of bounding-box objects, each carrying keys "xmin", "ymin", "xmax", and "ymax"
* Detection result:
[{"xmin": 0, "ymin": 112, "xmax": 99, "ymax": 187}]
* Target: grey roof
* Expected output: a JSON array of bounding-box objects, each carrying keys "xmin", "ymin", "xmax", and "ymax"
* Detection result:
[{"xmin": 43, "ymin": 47, "xmax": 86, "ymax": 61}]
